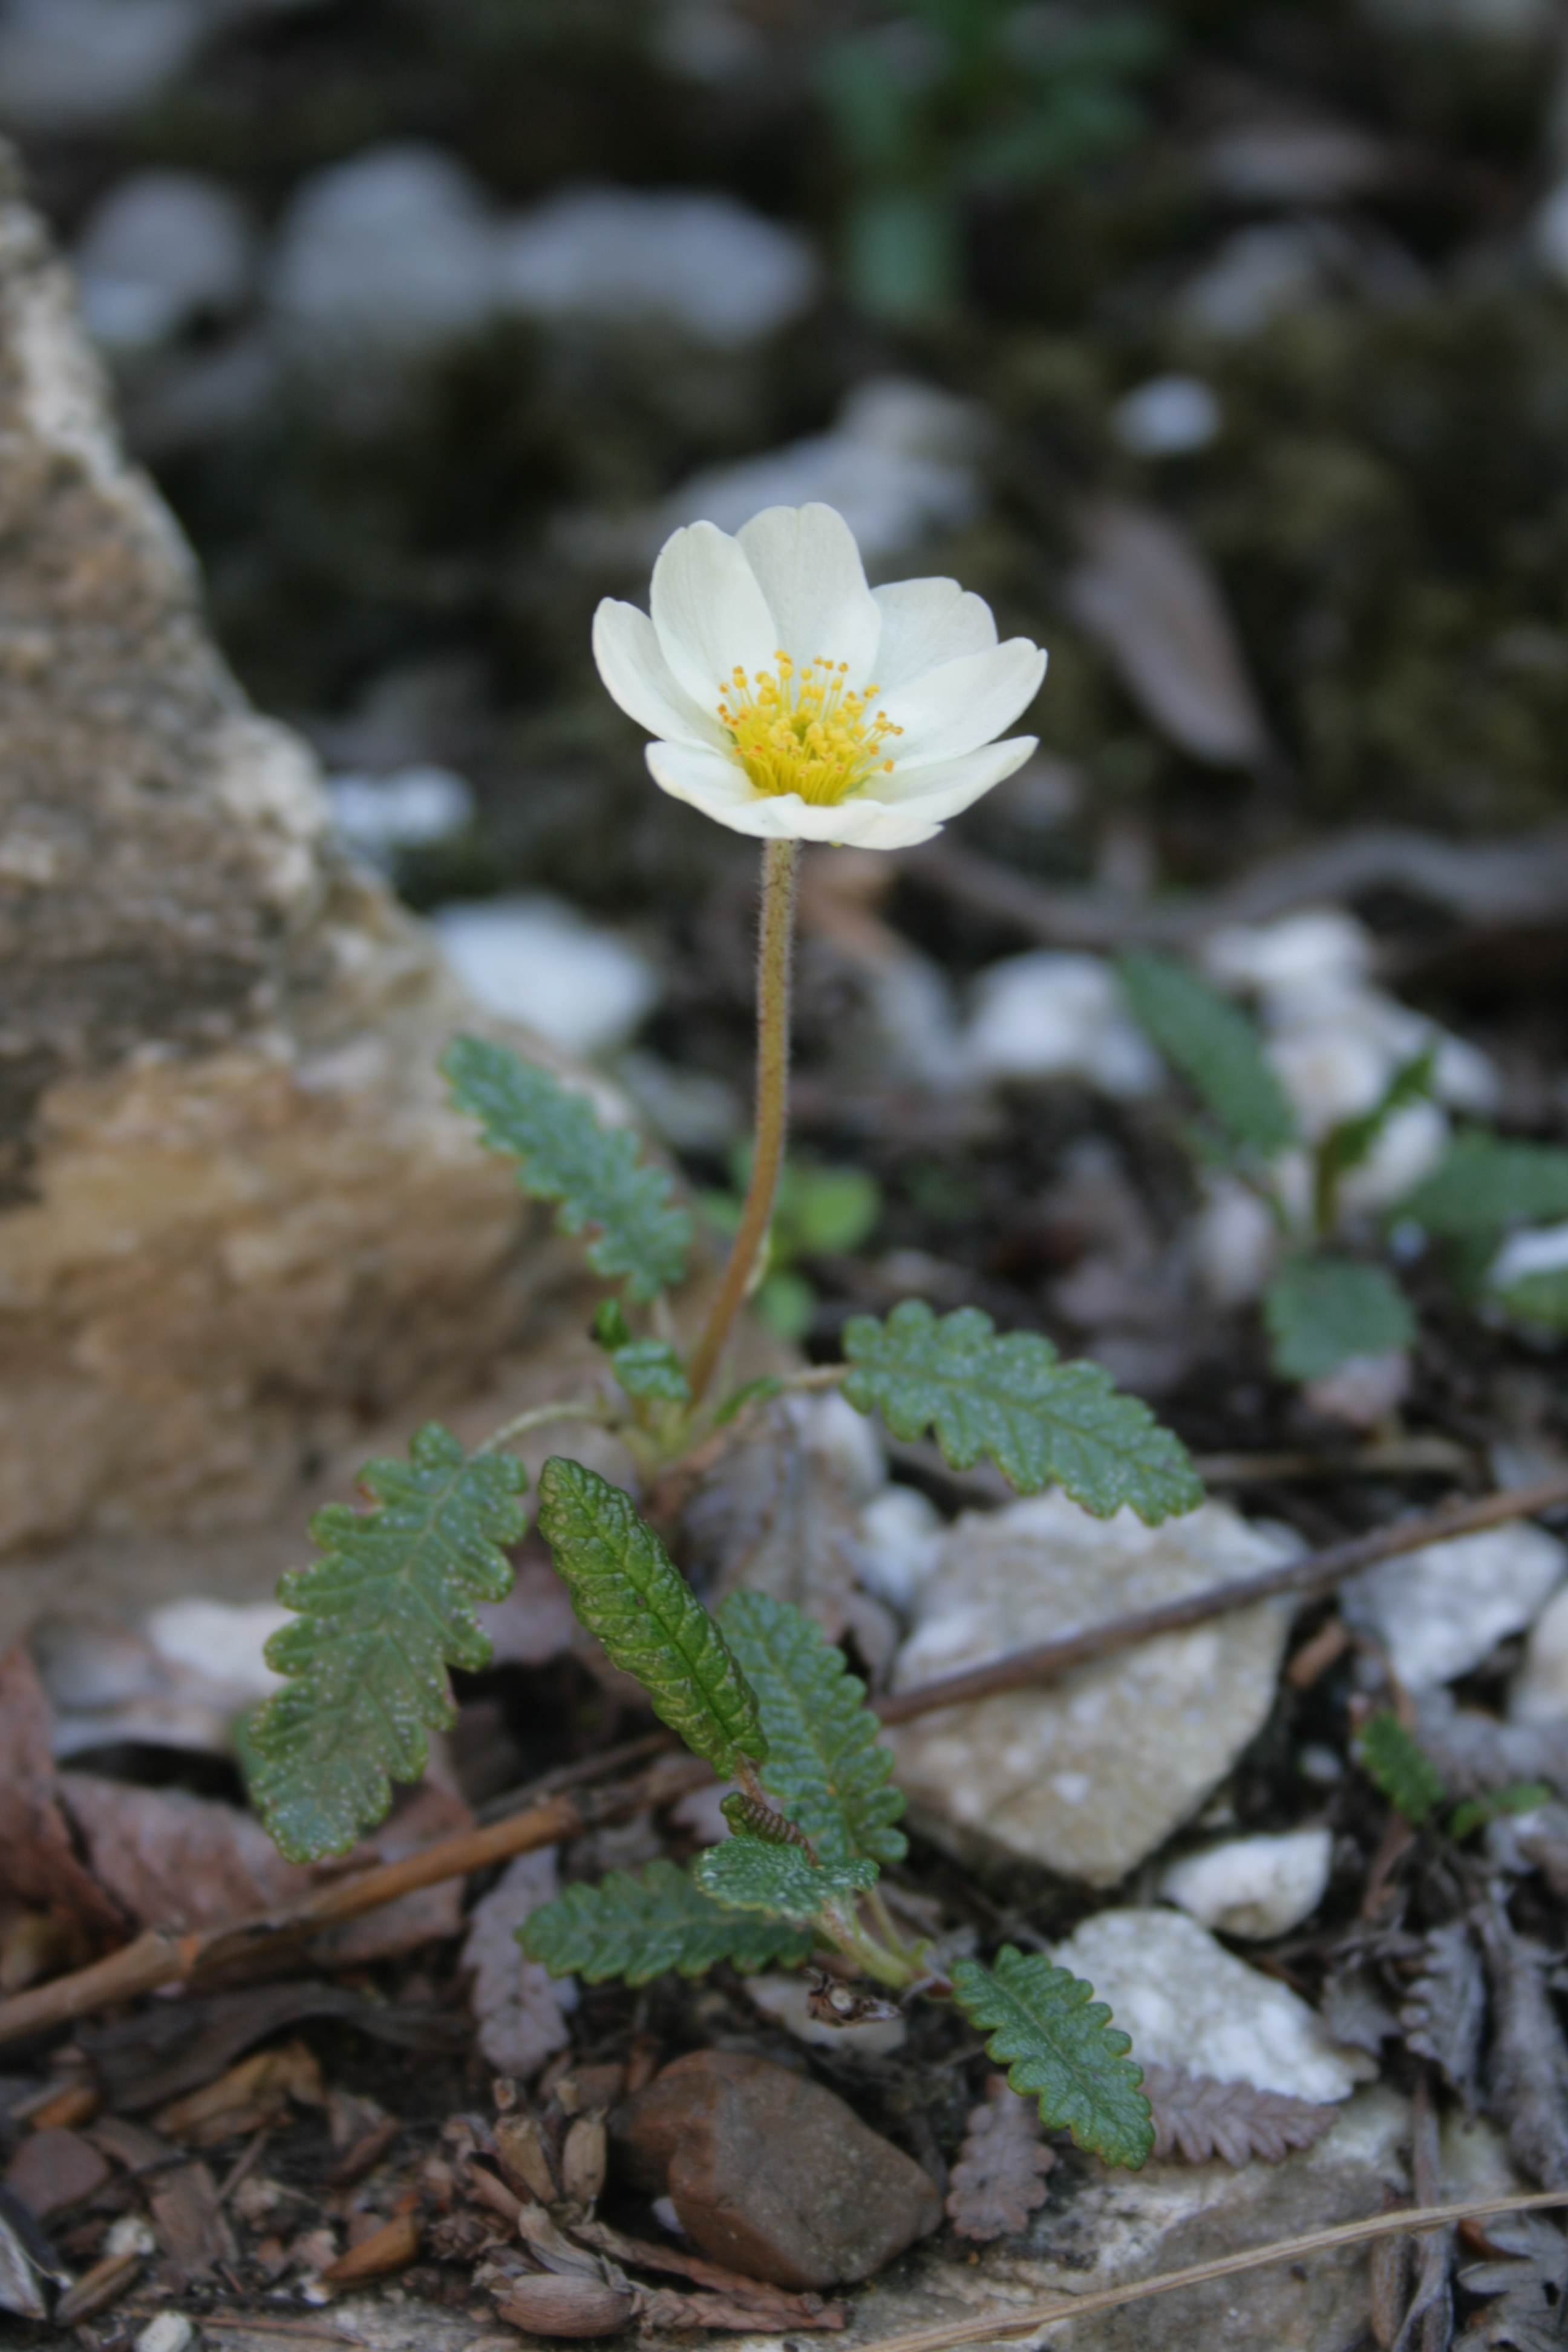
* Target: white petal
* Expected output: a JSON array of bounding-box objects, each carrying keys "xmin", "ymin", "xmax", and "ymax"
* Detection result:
[
  {"xmin": 645, "ymin": 741, "xmax": 940, "ymax": 847},
  {"xmin": 871, "ymin": 577, "xmax": 998, "ymax": 691},
  {"xmin": 877, "ymin": 735, "xmax": 1037, "ymax": 816},
  {"xmin": 880, "ymin": 638, "xmax": 1047, "ymax": 765},
  {"xmin": 650, "ymin": 519, "xmax": 779, "ymax": 713},
  {"xmin": 736, "ymin": 503, "xmax": 881, "ymax": 681},
  {"xmin": 592, "ymin": 600, "xmax": 728, "ymax": 750}
]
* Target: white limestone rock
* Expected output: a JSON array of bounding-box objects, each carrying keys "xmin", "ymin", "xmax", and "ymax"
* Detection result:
[
  {"xmin": 1111, "ymin": 374, "xmax": 1220, "ymax": 456},
  {"xmin": 1343, "ymin": 1521, "xmax": 1568, "ymax": 1691},
  {"xmin": 964, "ymin": 952, "xmax": 1162, "ymax": 1097},
  {"xmin": 1510, "ymin": 1581, "xmax": 1568, "ymax": 1725},
  {"xmin": 889, "ymin": 1494, "xmax": 1298, "ymax": 1885},
  {"xmin": 325, "ymin": 766, "xmax": 474, "ymax": 864},
  {"xmin": 1159, "ymin": 1829, "xmax": 1333, "ymax": 1941},
  {"xmin": 745, "ymin": 1972, "xmax": 907, "ymax": 2057},
  {"xmin": 432, "ymin": 895, "xmax": 660, "ymax": 1060},
  {"xmin": 75, "ymin": 170, "xmax": 255, "ymax": 358},
  {"xmin": 1055, "ymin": 1908, "xmax": 1373, "ymax": 2100}
]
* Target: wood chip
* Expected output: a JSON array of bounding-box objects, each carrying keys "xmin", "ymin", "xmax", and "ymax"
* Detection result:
[{"xmin": 316, "ymin": 2212, "xmax": 420, "ymax": 2287}]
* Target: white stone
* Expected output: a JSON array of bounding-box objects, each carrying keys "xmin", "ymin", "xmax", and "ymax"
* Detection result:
[
  {"xmin": 1509, "ymin": 1580, "xmax": 1568, "ymax": 1725},
  {"xmin": 1159, "ymin": 1829, "xmax": 1333, "ymax": 1940},
  {"xmin": 1205, "ymin": 910, "xmax": 1373, "ymax": 998},
  {"xmin": 268, "ymin": 145, "xmax": 500, "ymax": 377},
  {"xmin": 1111, "ymin": 374, "xmax": 1220, "ymax": 457},
  {"xmin": 659, "ymin": 377, "xmax": 984, "ymax": 561},
  {"xmin": 1192, "ymin": 1174, "xmax": 1282, "ymax": 1306},
  {"xmin": 745, "ymin": 1972, "xmax": 907, "ymax": 2056},
  {"xmin": 1178, "ymin": 223, "xmax": 1331, "ymax": 339},
  {"xmin": 136, "ymin": 2317, "xmax": 196, "ymax": 2352},
  {"xmin": 326, "ymin": 766, "xmax": 474, "ymax": 863},
  {"xmin": 1492, "ymin": 1223, "xmax": 1568, "ymax": 1290},
  {"xmin": 855, "ymin": 1484, "xmax": 946, "ymax": 1615},
  {"xmin": 144, "ymin": 1597, "xmax": 288, "ymax": 1702},
  {"xmin": 889, "ymin": 1494, "xmax": 1298, "ymax": 1886},
  {"xmin": 0, "ymin": 0, "xmax": 201, "ymax": 131},
  {"xmin": 1054, "ymin": 1909, "xmax": 1371, "ymax": 2101},
  {"xmin": 1302, "ymin": 1349, "xmax": 1412, "ymax": 1430},
  {"xmin": 1343, "ymin": 1521, "xmax": 1568, "ymax": 1690},
  {"xmin": 432, "ymin": 895, "xmax": 659, "ymax": 1059},
  {"xmin": 498, "ymin": 186, "xmax": 816, "ymax": 348},
  {"xmin": 1536, "ymin": 181, "xmax": 1568, "ymax": 286},
  {"xmin": 76, "ymin": 171, "xmax": 256, "ymax": 354},
  {"xmin": 964, "ymin": 952, "xmax": 1163, "ymax": 1097}
]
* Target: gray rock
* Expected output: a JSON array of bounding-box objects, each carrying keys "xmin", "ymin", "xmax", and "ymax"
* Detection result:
[
  {"xmin": 0, "ymin": 153, "xmax": 603, "ymax": 1562},
  {"xmin": 889, "ymin": 1493, "xmax": 1296, "ymax": 1885},
  {"xmin": 75, "ymin": 171, "xmax": 256, "ymax": 354}
]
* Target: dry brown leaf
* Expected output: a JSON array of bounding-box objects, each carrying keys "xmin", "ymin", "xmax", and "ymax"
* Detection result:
[
  {"xmin": 148, "ymin": 2158, "xmax": 237, "ymax": 2282},
  {"xmin": 154, "ymin": 2038, "xmax": 324, "ymax": 2146},
  {"xmin": 59, "ymin": 1771, "xmax": 305, "ymax": 1933},
  {"xmin": 462, "ymin": 1846, "xmax": 574, "ymax": 2079},
  {"xmin": 1456, "ymin": 2212, "xmax": 1568, "ymax": 2351},
  {"xmin": 946, "ymin": 2076, "xmax": 1055, "ymax": 2242},
  {"xmin": 0, "ymin": 1646, "xmax": 127, "ymax": 1937},
  {"xmin": 318, "ymin": 2212, "xmax": 421, "ymax": 2287},
  {"xmin": 1066, "ymin": 501, "xmax": 1270, "ymax": 768},
  {"xmin": 1142, "ymin": 2065, "xmax": 1340, "ymax": 2166}
]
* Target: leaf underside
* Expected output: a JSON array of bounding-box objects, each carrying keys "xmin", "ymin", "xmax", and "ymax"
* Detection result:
[
  {"xmin": 443, "ymin": 1035, "xmax": 691, "ymax": 1302},
  {"xmin": 1263, "ymin": 1255, "xmax": 1416, "ymax": 1382},
  {"xmin": 1401, "ymin": 1131, "xmax": 1568, "ymax": 1239},
  {"xmin": 1118, "ymin": 949, "xmax": 1297, "ymax": 1160},
  {"xmin": 691, "ymin": 1834, "xmax": 877, "ymax": 1924},
  {"xmin": 536, "ymin": 1458, "xmax": 766, "ymax": 1778},
  {"xmin": 841, "ymin": 1300, "xmax": 1203, "ymax": 1523},
  {"xmin": 1140, "ymin": 2066, "xmax": 1339, "ymax": 2166},
  {"xmin": 718, "ymin": 1590, "xmax": 907, "ymax": 1866},
  {"xmin": 1399, "ymin": 1922, "xmax": 1485, "ymax": 2101},
  {"xmin": 518, "ymin": 1859, "xmax": 812, "ymax": 1985},
  {"xmin": 1359, "ymin": 1710, "xmax": 1446, "ymax": 1826},
  {"xmin": 946, "ymin": 2077, "xmax": 1056, "ymax": 2242},
  {"xmin": 950, "ymin": 1944, "xmax": 1154, "ymax": 2170},
  {"xmin": 249, "ymin": 1425, "xmax": 528, "ymax": 1862}
]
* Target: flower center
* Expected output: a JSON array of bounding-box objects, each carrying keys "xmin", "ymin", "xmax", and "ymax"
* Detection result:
[{"xmin": 717, "ymin": 653, "xmax": 903, "ymax": 806}]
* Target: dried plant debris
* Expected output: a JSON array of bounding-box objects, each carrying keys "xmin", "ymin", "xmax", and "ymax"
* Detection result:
[
  {"xmin": 1479, "ymin": 1907, "xmax": 1568, "ymax": 2189},
  {"xmin": 462, "ymin": 1846, "xmax": 575, "ymax": 2079},
  {"xmin": 1456, "ymin": 2215, "xmax": 1568, "ymax": 2352},
  {"xmin": 1322, "ymin": 1961, "xmax": 1402, "ymax": 2057},
  {"xmin": 946, "ymin": 2076, "xmax": 1056, "ymax": 2242},
  {"xmin": 1401, "ymin": 1924, "xmax": 1487, "ymax": 2107},
  {"xmin": 1140, "ymin": 2065, "xmax": 1340, "ymax": 2167}
]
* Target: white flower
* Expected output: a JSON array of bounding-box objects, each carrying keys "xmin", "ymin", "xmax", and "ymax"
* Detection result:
[{"xmin": 592, "ymin": 500, "xmax": 1046, "ymax": 848}]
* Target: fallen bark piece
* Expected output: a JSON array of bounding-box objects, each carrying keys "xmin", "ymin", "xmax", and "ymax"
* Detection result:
[
  {"xmin": 573, "ymin": 2215, "xmax": 842, "ymax": 2325},
  {"xmin": 610, "ymin": 2049, "xmax": 941, "ymax": 2289},
  {"xmin": 317, "ymin": 2212, "xmax": 420, "ymax": 2287},
  {"xmin": 1399, "ymin": 1922, "xmax": 1485, "ymax": 2104},
  {"xmin": 52, "ymin": 2250, "xmax": 144, "ymax": 2325},
  {"xmin": 1141, "ymin": 2066, "xmax": 1341, "ymax": 2166},
  {"xmin": 0, "ymin": 1647, "xmax": 127, "ymax": 1936},
  {"xmin": 1480, "ymin": 1906, "xmax": 1568, "ymax": 2187},
  {"xmin": 3, "ymin": 2127, "xmax": 112, "ymax": 2219},
  {"xmin": 495, "ymin": 2272, "xmax": 639, "ymax": 2336},
  {"xmin": 946, "ymin": 2076, "xmax": 1055, "ymax": 2241},
  {"xmin": 153, "ymin": 2038, "xmax": 324, "ymax": 2145},
  {"xmin": 147, "ymin": 2159, "xmax": 237, "ymax": 2281}
]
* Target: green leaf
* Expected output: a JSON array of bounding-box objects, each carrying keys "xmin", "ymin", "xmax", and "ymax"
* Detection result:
[
  {"xmin": 718, "ymin": 1590, "xmax": 906, "ymax": 1867},
  {"xmin": 782, "ymin": 1166, "xmax": 881, "ymax": 1259},
  {"xmin": 249, "ymin": 1426, "xmax": 527, "ymax": 1862},
  {"xmin": 519, "ymin": 1860, "xmax": 812, "ymax": 1986},
  {"xmin": 443, "ymin": 1036, "xmax": 691, "ymax": 1302},
  {"xmin": 841, "ymin": 1301, "xmax": 1203, "ymax": 1523},
  {"xmin": 692, "ymin": 1835, "xmax": 877, "ymax": 1925},
  {"xmin": 536, "ymin": 1459, "xmax": 765, "ymax": 1778},
  {"xmin": 1357, "ymin": 1711, "xmax": 1446, "ymax": 1825},
  {"xmin": 950, "ymin": 1946, "xmax": 1153, "ymax": 2170},
  {"xmin": 1118, "ymin": 950, "xmax": 1297, "ymax": 1161},
  {"xmin": 1263, "ymin": 1257, "xmax": 1416, "ymax": 1382},
  {"xmin": 1314, "ymin": 1048, "xmax": 1437, "ymax": 1230},
  {"xmin": 607, "ymin": 1338, "xmax": 691, "ymax": 1406},
  {"xmin": 1494, "ymin": 1264, "xmax": 1568, "ymax": 1333},
  {"xmin": 1400, "ymin": 1132, "xmax": 1568, "ymax": 1240}
]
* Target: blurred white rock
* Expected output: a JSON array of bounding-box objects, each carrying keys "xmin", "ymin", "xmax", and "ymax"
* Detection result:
[
  {"xmin": 745, "ymin": 1971, "xmax": 907, "ymax": 2056},
  {"xmin": 31, "ymin": 1602, "xmax": 283, "ymax": 1759},
  {"xmin": 1178, "ymin": 223, "xmax": 1333, "ymax": 339},
  {"xmin": 1535, "ymin": 180, "xmax": 1568, "ymax": 286},
  {"xmin": 1054, "ymin": 1909, "xmax": 1372, "ymax": 2100},
  {"xmin": 144, "ymin": 1597, "xmax": 289, "ymax": 1702},
  {"xmin": 1201, "ymin": 117, "xmax": 1388, "ymax": 207},
  {"xmin": 658, "ymin": 377, "xmax": 985, "ymax": 561},
  {"xmin": 498, "ymin": 187, "xmax": 817, "ymax": 348},
  {"xmin": 1343, "ymin": 1521, "xmax": 1567, "ymax": 1690},
  {"xmin": 1491, "ymin": 1222, "xmax": 1568, "ymax": 1295},
  {"xmin": 855, "ymin": 1483, "xmax": 946, "ymax": 1615},
  {"xmin": 1205, "ymin": 909, "xmax": 1371, "ymax": 998},
  {"xmin": 269, "ymin": 145, "xmax": 500, "ymax": 382},
  {"xmin": 1192, "ymin": 1174, "xmax": 1282, "ymax": 1307},
  {"xmin": 1111, "ymin": 373, "xmax": 1220, "ymax": 457},
  {"xmin": 615, "ymin": 1049, "xmax": 740, "ymax": 1152},
  {"xmin": 0, "ymin": 0, "xmax": 328, "ymax": 131},
  {"xmin": 890, "ymin": 1493, "xmax": 1298, "ymax": 1885},
  {"xmin": 1509, "ymin": 1581, "xmax": 1568, "ymax": 1725},
  {"xmin": 325, "ymin": 766, "xmax": 475, "ymax": 864},
  {"xmin": 861, "ymin": 953, "xmax": 968, "ymax": 1091},
  {"xmin": 1365, "ymin": 0, "xmax": 1553, "ymax": 30},
  {"xmin": 76, "ymin": 171, "xmax": 256, "ymax": 354},
  {"xmin": 1302, "ymin": 1348, "xmax": 1412, "ymax": 1430},
  {"xmin": 432, "ymin": 895, "xmax": 659, "ymax": 1060},
  {"xmin": 964, "ymin": 952, "xmax": 1162, "ymax": 1097},
  {"xmin": 1160, "ymin": 1828, "xmax": 1333, "ymax": 1940}
]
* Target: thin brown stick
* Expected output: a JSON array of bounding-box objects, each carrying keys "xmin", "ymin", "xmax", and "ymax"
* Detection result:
[
  {"xmin": 685, "ymin": 838, "xmax": 799, "ymax": 1405},
  {"xmin": 856, "ymin": 2185, "xmax": 1568, "ymax": 2352},
  {"xmin": 875, "ymin": 1471, "xmax": 1568, "ymax": 1726}
]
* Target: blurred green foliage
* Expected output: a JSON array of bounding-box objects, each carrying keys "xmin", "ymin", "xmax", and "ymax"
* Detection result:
[{"xmin": 704, "ymin": 1149, "xmax": 882, "ymax": 1341}]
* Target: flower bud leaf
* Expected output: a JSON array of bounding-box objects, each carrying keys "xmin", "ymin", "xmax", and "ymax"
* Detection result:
[
  {"xmin": 951, "ymin": 1945, "xmax": 1153, "ymax": 2169},
  {"xmin": 249, "ymin": 1425, "xmax": 528, "ymax": 1861},
  {"xmin": 841, "ymin": 1300, "xmax": 1203, "ymax": 1522}
]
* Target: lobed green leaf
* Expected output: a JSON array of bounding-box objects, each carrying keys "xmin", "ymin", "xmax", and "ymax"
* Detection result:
[
  {"xmin": 1263, "ymin": 1256, "xmax": 1416, "ymax": 1382},
  {"xmin": 249, "ymin": 1425, "xmax": 528, "ymax": 1862},
  {"xmin": 951, "ymin": 1945, "xmax": 1153, "ymax": 2170},
  {"xmin": 1400, "ymin": 1132, "xmax": 1568, "ymax": 1240},
  {"xmin": 519, "ymin": 1859, "xmax": 812, "ymax": 1986},
  {"xmin": 607, "ymin": 1338, "xmax": 691, "ymax": 1406},
  {"xmin": 536, "ymin": 1459, "xmax": 765, "ymax": 1778},
  {"xmin": 719, "ymin": 1590, "xmax": 906, "ymax": 1866},
  {"xmin": 841, "ymin": 1301, "xmax": 1203, "ymax": 1523},
  {"xmin": 692, "ymin": 1834, "xmax": 877, "ymax": 1925},
  {"xmin": 1118, "ymin": 950, "xmax": 1297, "ymax": 1161},
  {"xmin": 1357, "ymin": 1711, "xmax": 1446, "ymax": 1826},
  {"xmin": 1314, "ymin": 1048, "xmax": 1437, "ymax": 1229},
  {"xmin": 443, "ymin": 1036, "xmax": 691, "ymax": 1302}
]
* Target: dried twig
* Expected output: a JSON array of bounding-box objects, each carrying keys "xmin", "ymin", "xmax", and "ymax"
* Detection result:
[{"xmin": 875, "ymin": 1472, "xmax": 1568, "ymax": 1726}]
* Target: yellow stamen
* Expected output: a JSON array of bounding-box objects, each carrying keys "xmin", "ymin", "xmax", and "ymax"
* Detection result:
[{"xmin": 717, "ymin": 650, "xmax": 903, "ymax": 806}]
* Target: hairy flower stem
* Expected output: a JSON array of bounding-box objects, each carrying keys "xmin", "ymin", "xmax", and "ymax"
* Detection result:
[{"xmin": 685, "ymin": 839, "xmax": 800, "ymax": 1405}]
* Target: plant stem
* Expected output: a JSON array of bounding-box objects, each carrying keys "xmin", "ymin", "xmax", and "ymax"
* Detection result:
[
  {"xmin": 472, "ymin": 1398, "xmax": 610, "ymax": 1457},
  {"xmin": 685, "ymin": 839, "xmax": 800, "ymax": 1405}
]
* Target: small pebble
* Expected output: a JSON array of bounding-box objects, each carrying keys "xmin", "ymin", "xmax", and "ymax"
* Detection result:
[
  {"xmin": 1343, "ymin": 1522, "xmax": 1567, "ymax": 1691},
  {"xmin": 744, "ymin": 1972, "xmax": 907, "ymax": 2057},
  {"xmin": 1510, "ymin": 1581, "xmax": 1568, "ymax": 1725},
  {"xmin": 433, "ymin": 894, "xmax": 659, "ymax": 1057},
  {"xmin": 1160, "ymin": 1829, "xmax": 1333, "ymax": 1940},
  {"xmin": 964, "ymin": 952, "xmax": 1161, "ymax": 1096},
  {"xmin": 1111, "ymin": 374, "xmax": 1220, "ymax": 457},
  {"xmin": 135, "ymin": 2316, "xmax": 195, "ymax": 2352}
]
